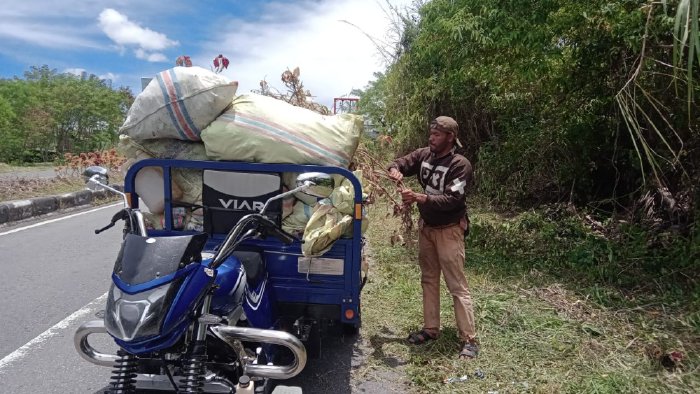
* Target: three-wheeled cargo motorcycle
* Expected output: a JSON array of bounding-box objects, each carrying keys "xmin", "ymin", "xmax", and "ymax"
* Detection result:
[{"xmin": 74, "ymin": 159, "xmax": 366, "ymax": 393}]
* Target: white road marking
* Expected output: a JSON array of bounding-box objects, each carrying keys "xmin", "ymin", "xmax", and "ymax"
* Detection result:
[
  {"xmin": 0, "ymin": 203, "xmax": 121, "ymax": 237},
  {"xmin": 0, "ymin": 292, "xmax": 108, "ymax": 373}
]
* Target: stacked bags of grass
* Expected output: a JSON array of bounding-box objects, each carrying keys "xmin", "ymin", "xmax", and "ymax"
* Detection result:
[{"xmin": 118, "ymin": 66, "xmax": 367, "ymax": 244}]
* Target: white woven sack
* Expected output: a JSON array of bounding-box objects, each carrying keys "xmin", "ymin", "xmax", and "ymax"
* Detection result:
[
  {"xmin": 120, "ymin": 66, "xmax": 238, "ymax": 141},
  {"xmin": 201, "ymin": 94, "xmax": 363, "ymax": 167},
  {"xmin": 118, "ymin": 135, "xmax": 208, "ymax": 205}
]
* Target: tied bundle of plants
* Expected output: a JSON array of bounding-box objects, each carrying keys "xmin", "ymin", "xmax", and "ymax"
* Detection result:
[{"xmin": 255, "ymin": 66, "xmax": 332, "ymax": 115}]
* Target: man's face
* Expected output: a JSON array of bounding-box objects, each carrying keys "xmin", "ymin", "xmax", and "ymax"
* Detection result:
[{"xmin": 428, "ymin": 128, "xmax": 452, "ymax": 154}]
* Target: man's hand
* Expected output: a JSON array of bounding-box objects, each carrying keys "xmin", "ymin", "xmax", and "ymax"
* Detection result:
[
  {"xmin": 388, "ymin": 167, "xmax": 403, "ymax": 182},
  {"xmin": 400, "ymin": 188, "xmax": 427, "ymax": 205}
]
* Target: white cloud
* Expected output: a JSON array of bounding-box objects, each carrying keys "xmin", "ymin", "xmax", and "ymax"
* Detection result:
[
  {"xmin": 63, "ymin": 68, "xmax": 118, "ymax": 83},
  {"xmin": 64, "ymin": 68, "xmax": 87, "ymax": 76},
  {"xmin": 0, "ymin": 0, "xmax": 416, "ymax": 98},
  {"xmin": 99, "ymin": 72, "xmax": 118, "ymax": 82},
  {"xmin": 199, "ymin": 0, "xmax": 413, "ymax": 108},
  {"xmin": 99, "ymin": 8, "xmax": 178, "ymax": 62},
  {"xmin": 134, "ymin": 48, "xmax": 168, "ymax": 63},
  {"xmin": 0, "ymin": 1, "xmax": 176, "ymax": 50},
  {"xmin": 0, "ymin": 22, "xmax": 101, "ymax": 49}
]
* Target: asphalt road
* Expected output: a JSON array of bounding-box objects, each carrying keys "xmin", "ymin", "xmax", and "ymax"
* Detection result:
[
  {"xmin": 0, "ymin": 204, "xmax": 122, "ymax": 393},
  {"xmin": 0, "ymin": 205, "xmax": 393, "ymax": 394}
]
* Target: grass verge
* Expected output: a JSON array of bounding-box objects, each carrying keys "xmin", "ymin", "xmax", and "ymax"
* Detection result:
[
  {"xmin": 0, "ymin": 163, "xmax": 54, "ymax": 173},
  {"xmin": 0, "ymin": 165, "xmax": 125, "ymax": 201},
  {"xmin": 359, "ymin": 201, "xmax": 699, "ymax": 393},
  {"xmin": 0, "ymin": 176, "xmax": 87, "ymax": 201}
]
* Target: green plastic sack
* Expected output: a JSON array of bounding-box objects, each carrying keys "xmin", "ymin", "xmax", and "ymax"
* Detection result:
[
  {"xmin": 330, "ymin": 170, "xmax": 366, "ymax": 215},
  {"xmin": 201, "ymin": 94, "xmax": 363, "ymax": 167},
  {"xmin": 329, "ymin": 170, "xmax": 369, "ymax": 235},
  {"xmin": 281, "ymin": 200, "xmax": 315, "ymax": 236},
  {"xmin": 301, "ymin": 204, "xmax": 353, "ymax": 256},
  {"xmin": 300, "ymin": 171, "xmax": 370, "ymax": 256}
]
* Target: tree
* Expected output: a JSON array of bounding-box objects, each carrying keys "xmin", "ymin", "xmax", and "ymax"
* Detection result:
[
  {"xmin": 47, "ymin": 73, "xmax": 127, "ymax": 153},
  {"xmin": 353, "ymin": 72, "xmax": 389, "ymax": 131},
  {"xmin": 359, "ymin": 0, "xmax": 698, "ymax": 213},
  {"xmin": 0, "ymin": 78, "xmax": 40, "ymax": 162},
  {"xmin": 0, "ymin": 95, "xmax": 19, "ymax": 162},
  {"xmin": 0, "ymin": 66, "xmax": 133, "ymax": 163}
]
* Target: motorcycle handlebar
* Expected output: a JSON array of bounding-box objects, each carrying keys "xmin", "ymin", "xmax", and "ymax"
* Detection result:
[
  {"xmin": 94, "ymin": 209, "xmax": 127, "ymax": 234},
  {"xmin": 94, "ymin": 209, "xmax": 147, "ymax": 237},
  {"xmin": 210, "ymin": 213, "xmax": 297, "ymax": 269},
  {"xmin": 257, "ymin": 215, "xmax": 295, "ymax": 245},
  {"xmin": 94, "ymin": 222, "xmax": 115, "ymax": 234},
  {"xmin": 272, "ymin": 227, "xmax": 295, "ymax": 245}
]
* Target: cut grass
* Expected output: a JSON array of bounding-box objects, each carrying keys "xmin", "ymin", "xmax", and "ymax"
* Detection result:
[{"xmin": 359, "ymin": 201, "xmax": 699, "ymax": 393}]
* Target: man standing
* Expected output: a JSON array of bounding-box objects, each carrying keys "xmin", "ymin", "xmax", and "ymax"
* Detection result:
[{"xmin": 387, "ymin": 116, "xmax": 478, "ymax": 359}]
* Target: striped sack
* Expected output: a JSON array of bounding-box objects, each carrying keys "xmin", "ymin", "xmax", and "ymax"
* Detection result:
[
  {"xmin": 201, "ymin": 94, "xmax": 363, "ymax": 167},
  {"xmin": 120, "ymin": 66, "xmax": 238, "ymax": 141}
]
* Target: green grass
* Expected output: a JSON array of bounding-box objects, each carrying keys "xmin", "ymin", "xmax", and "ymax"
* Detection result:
[
  {"xmin": 0, "ymin": 176, "xmax": 87, "ymax": 201},
  {"xmin": 0, "ymin": 162, "xmax": 54, "ymax": 173},
  {"xmin": 0, "ymin": 164, "xmax": 124, "ymax": 201},
  {"xmin": 358, "ymin": 201, "xmax": 699, "ymax": 393}
]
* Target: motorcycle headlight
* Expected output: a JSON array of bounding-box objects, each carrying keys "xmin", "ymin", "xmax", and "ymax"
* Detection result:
[{"xmin": 104, "ymin": 282, "xmax": 176, "ymax": 342}]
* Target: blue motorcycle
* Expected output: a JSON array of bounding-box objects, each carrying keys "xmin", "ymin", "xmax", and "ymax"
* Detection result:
[{"xmin": 75, "ymin": 160, "xmax": 365, "ymax": 393}]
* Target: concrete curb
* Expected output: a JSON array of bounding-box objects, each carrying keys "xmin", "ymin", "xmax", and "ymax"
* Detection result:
[{"xmin": 0, "ymin": 185, "xmax": 124, "ymax": 226}]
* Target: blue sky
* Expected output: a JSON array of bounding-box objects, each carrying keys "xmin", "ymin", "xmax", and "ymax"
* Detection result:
[{"xmin": 0, "ymin": 0, "xmax": 411, "ymax": 108}]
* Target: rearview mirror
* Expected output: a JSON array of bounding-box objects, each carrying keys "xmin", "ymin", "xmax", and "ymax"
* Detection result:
[
  {"xmin": 83, "ymin": 166, "xmax": 109, "ymax": 191},
  {"xmin": 296, "ymin": 172, "xmax": 334, "ymax": 198}
]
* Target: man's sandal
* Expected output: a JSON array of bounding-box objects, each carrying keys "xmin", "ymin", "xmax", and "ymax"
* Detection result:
[
  {"xmin": 458, "ymin": 342, "xmax": 479, "ymax": 359},
  {"xmin": 406, "ymin": 329, "xmax": 437, "ymax": 345}
]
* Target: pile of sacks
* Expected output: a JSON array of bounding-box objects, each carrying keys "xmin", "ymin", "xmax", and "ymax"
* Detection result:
[{"xmin": 118, "ymin": 66, "xmax": 367, "ymax": 256}]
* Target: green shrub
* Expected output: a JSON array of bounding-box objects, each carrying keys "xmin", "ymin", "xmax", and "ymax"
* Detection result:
[{"xmin": 468, "ymin": 205, "xmax": 700, "ymax": 309}]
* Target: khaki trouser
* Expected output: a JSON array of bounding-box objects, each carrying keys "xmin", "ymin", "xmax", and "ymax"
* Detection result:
[{"xmin": 418, "ymin": 222, "xmax": 476, "ymax": 342}]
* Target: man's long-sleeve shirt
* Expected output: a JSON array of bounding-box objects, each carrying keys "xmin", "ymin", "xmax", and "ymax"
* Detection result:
[{"xmin": 388, "ymin": 147, "xmax": 473, "ymax": 226}]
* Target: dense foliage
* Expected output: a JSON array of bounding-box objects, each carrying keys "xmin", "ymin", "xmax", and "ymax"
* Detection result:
[
  {"xmin": 0, "ymin": 66, "xmax": 133, "ymax": 163},
  {"xmin": 360, "ymin": 0, "xmax": 699, "ymax": 215},
  {"xmin": 354, "ymin": 0, "xmax": 700, "ymax": 313}
]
